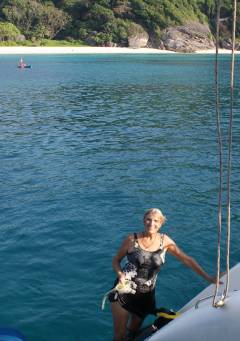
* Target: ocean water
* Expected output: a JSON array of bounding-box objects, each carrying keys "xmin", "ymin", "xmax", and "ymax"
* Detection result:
[{"xmin": 0, "ymin": 53, "xmax": 240, "ymax": 341}]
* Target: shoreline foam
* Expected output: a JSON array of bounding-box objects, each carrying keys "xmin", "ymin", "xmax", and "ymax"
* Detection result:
[{"xmin": 0, "ymin": 46, "xmax": 238, "ymax": 55}]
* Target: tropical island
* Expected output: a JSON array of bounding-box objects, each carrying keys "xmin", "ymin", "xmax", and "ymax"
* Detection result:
[{"xmin": 0, "ymin": 0, "xmax": 239, "ymax": 52}]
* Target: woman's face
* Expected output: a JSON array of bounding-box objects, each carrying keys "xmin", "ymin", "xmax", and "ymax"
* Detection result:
[{"xmin": 144, "ymin": 213, "xmax": 162, "ymax": 234}]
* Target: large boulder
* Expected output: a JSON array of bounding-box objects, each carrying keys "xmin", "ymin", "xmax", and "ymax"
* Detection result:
[
  {"xmin": 16, "ymin": 34, "xmax": 26, "ymax": 42},
  {"xmin": 220, "ymin": 38, "xmax": 240, "ymax": 50},
  {"xmin": 160, "ymin": 21, "xmax": 215, "ymax": 52},
  {"xmin": 128, "ymin": 23, "xmax": 149, "ymax": 48}
]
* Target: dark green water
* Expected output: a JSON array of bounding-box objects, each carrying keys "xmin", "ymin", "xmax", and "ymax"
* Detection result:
[{"xmin": 0, "ymin": 53, "xmax": 239, "ymax": 341}]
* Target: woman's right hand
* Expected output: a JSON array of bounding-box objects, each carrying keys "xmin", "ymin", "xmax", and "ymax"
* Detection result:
[
  {"xmin": 206, "ymin": 274, "xmax": 224, "ymax": 285},
  {"xmin": 116, "ymin": 273, "xmax": 137, "ymax": 295}
]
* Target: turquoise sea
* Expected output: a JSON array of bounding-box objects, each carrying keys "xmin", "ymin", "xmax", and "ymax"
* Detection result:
[{"xmin": 0, "ymin": 53, "xmax": 240, "ymax": 341}]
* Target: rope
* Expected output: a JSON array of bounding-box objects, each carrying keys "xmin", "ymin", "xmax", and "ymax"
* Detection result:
[
  {"xmin": 212, "ymin": 0, "xmax": 237, "ymax": 307},
  {"xmin": 222, "ymin": 0, "xmax": 237, "ymax": 301},
  {"xmin": 212, "ymin": 0, "xmax": 223, "ymax": 308}
]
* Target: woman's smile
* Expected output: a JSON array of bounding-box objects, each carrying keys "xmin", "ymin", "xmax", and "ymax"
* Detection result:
[{"xmin": 144, "ymin": 213, "xmax": 162, "ymax": 233}]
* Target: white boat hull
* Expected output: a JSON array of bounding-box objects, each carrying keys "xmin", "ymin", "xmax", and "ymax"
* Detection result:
[{"xmin": 147, "ymin": 263, "xmax": 240, "ymax": 341}]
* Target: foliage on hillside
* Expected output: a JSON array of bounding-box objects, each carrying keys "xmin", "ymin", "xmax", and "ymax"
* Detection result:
[
  {"xmin": 0, "ymin": 21, "xmax": 21, "ymax": 41},
  {"xmin": 0, "ymin": 0, "xmax": 69, "ymax": 40},
  {"xmin": 0, "ymin": 0, "xmax": 239, "ymax": 46}
]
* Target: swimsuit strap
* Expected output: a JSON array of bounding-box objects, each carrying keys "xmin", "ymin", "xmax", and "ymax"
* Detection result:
[{"xmin": 159, "ymin": 233, "xmax": 165, "ymax": 249}]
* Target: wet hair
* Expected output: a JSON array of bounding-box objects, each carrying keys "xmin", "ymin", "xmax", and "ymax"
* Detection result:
[{"xmin": 143, "ymin": 208, "xmax": 166, "ymax": 225}]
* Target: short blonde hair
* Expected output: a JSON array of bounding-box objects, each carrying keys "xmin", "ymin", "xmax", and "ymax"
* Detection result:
[{"xmin": 143, "ymin": 208, "xmax": 166, "ymax": 225}]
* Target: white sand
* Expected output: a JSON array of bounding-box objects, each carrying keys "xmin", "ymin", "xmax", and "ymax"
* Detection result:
[
  {"xmin": 195, "ymin": 48, "xmax": 240, "ymax": 54},
  {"xmin": 0, "ymin": 46, "xmax": 238, "ymax": 55},
  {"xmin": 0, "ymin": 46, "xmax": 175, "ymax": 54}
]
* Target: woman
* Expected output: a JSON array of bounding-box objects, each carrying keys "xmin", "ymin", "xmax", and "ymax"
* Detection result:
[{"xmin": 110, "ymin": 208, "xmax": 219, "ymax": 341}]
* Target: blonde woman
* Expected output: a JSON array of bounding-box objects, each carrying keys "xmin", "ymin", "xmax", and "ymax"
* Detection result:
[{"xmin": 110, "ymin": 208, "xmax": 218, "ymax": 341}]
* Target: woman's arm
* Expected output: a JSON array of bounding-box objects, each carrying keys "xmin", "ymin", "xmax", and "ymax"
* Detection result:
[
  {"xmin": 112, "ymin": 234, "xmax": 134, "ymax": 283},
  {"xmin": 165, "ymin": 235, "xmax": 217, "ymax": 283}
]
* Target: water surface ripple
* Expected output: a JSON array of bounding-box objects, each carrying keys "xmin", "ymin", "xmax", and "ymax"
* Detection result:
[{"xmin": 0, "ymin": 54, "xmax": 240, "ymax": 341}]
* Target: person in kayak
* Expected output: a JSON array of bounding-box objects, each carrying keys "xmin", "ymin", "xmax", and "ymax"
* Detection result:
[
  {"xmin": 18, "ymin": 57, "xmax": 26, "ymax": 68},
  {"xmin": 110, "ymin": 208, "xmax": 219, "ymax": 341}
]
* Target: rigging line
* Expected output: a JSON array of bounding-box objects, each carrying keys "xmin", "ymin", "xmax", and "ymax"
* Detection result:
[
  {"xmin": 223, "ymin": 0, "xmax": 237, "ymax": 300},
  {"xmin": 212, "ymin": 0, "xmax": 223, "ymax": 308}
]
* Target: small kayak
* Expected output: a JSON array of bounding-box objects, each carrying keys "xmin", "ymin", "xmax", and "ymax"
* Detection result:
[
  {"xmin": 17, "ymin": 65, "xmax": 32, "ymax": 69},
  {"xmin": 0, "ymin": 328, "xmax": 25, "ymax": 340}
]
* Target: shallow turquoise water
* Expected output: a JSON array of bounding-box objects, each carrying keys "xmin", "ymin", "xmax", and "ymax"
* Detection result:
[{"xmin": 0, "ymin": 53, "xmax": 240, "ymax": 341}]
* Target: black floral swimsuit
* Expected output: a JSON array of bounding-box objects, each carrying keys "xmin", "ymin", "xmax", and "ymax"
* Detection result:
[{"xmin": 110, "ymin": 233, "xmax": 166, "ymax": 318}]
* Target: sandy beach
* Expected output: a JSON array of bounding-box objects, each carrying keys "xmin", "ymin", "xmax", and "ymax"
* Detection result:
[
  {"xmin": 194, "ymin": 48, "xmax": 239, "ymax": 54},
  {"xmin": 0, "ymin": 46, "xmax": 174, "ymax": 54},
  {"xmin": 0, "ymin": 46, "xmax": 239, "ymax": 55}
]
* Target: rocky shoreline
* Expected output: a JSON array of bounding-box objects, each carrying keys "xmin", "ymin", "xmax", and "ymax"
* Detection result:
[
  {"xmin": 0, "ymin": 20, "xmax": 238, "ymax": 55},
  {"xmin": 126, "ymin": 21, "xmax": 236, "ymax": 53},
  {"xmin": 1, "ymin": 21, "xmax": 237, "ymax": 54}
]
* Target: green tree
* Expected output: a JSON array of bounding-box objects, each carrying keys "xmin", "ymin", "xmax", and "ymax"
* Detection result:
[
  {"xmin": 88, "ymin": 3, "xmax": 114, "ymax": 26},
  {"xmin": 0, "ymin": 22, "xmax": 21, "ymax": 41},
  {"xmin": 1, "ymin": 0, "xmax": 69, "ymax": 39},
  {"xmin": 36, "ymin": 3, "xmax": 70, "ymax": 38}
]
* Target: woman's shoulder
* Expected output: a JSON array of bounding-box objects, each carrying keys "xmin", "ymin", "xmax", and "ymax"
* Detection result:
[
  {"xmin": 121, "ymin": 233, "xmax": 136, "ymax": 246},
  {"xmin": 162, "ymin": 233, "xmax": 176, "ymax": 249},
  {"xmin": 126, "ymin": 232, "xmax": 139, "ymax": 243}
]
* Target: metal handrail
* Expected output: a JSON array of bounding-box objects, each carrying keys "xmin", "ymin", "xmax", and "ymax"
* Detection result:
[
  {"xmin": 196, "ymin": 289, "xmax": 239, "ymax": 309},
  {"xmin": 195, "ymin": 295, "xmax": 215, "ymax": 309}
]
